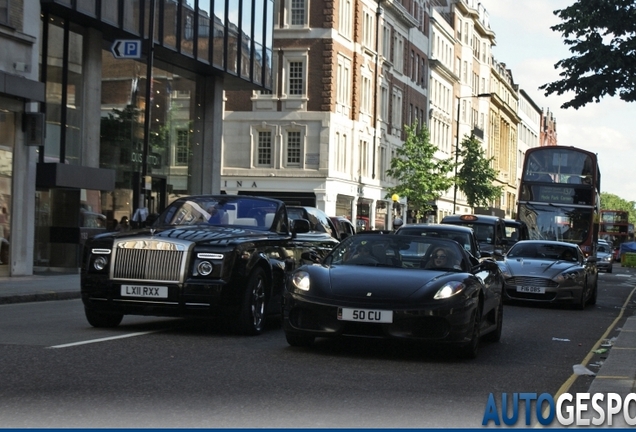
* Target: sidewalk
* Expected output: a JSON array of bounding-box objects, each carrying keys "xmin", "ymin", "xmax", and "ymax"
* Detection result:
[
  {"xmin": 0, "ymin": 272, "xmax": 634, "ymax": 412},
  {"xmin": 0, "ymin": 273, "xmax": 81, "ymax": 304}
]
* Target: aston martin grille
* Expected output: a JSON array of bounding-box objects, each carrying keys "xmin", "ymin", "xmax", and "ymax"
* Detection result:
[
  {"xmin": 111, "ymin": 238, "xmax": 192, "ymax": 283},
  {"xmin": 506, "ymin": 276, "xmax": 558, "ymax": 288}
]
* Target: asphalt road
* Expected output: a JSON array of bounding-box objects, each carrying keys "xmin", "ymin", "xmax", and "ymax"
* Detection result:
[{"xmin": 0, "ymin": 269, "xmax": 634, "ymax": 428}]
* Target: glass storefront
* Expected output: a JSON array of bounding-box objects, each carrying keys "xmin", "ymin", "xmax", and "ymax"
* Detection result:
[
  {"xmin": 99, "ymin": 53, "xmax": 197, "ymax": 227},
  {"xmin": 0, "ymin": 110, "xmax": 13, "ymax": 269}
]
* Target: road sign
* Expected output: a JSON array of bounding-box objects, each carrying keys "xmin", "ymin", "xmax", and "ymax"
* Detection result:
[{"xmin": 111, "ymin": 39, "xmax": 142, "ymax": 59}]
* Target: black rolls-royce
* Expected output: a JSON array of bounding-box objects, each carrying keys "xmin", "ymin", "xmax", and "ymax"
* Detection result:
[{"xmin": 81, "ymin": 195, "xmax": 330, "ymax": 335}]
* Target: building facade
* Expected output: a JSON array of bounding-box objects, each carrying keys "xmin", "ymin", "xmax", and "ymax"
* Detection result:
[
  {"xmin": 223, "ymin": 0, "xmax": 430, "ymax": 230},
  {"xmin": 2, "ymin": 0, "xmax": 274, "ymax": 277},
  {"xmin": 488, "ymin": 58, "xmax": 519, "ymax": 218},
  {"xmin": 516, "ymin": 88, "xmax": 542, "ymax": 205}
]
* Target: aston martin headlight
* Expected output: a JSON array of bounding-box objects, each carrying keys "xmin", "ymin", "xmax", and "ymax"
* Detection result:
[
  {"xmin": 93, "ymin": 256, "xmax": 108, "ymax": 271},
  {"xmin": 555, "ymin": 271, "xmax": 580, "ymax": 283},
  {"xmin": 434, "ymin": 281, "xmax": 465, "ymax": 299},
  {"xmin": 197, "ymin": 260, "xmax": 214, "ymax": 276},
  {"xmin": 291, "ymin": 271, "xmax": 310, "ymax": 291}
]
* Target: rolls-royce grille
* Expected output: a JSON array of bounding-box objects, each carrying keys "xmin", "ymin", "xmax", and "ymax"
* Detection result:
[
  {"xmin": 506, "ymin": 276, "xmax": 558, "ymax": 288},
  {"xmin": 111, "ymin": 238, "xmax": 192, "ymax": 283}
]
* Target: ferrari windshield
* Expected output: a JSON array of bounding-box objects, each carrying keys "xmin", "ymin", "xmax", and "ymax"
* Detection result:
[{"xmin": 325, "ymin": 235, "xmax": 468, "ymax": 271}]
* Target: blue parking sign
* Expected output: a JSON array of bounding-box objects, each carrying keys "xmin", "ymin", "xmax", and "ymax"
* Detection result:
[{"xmin": 111, "ymin": 40, "xmax": 142, "ymax": 59}]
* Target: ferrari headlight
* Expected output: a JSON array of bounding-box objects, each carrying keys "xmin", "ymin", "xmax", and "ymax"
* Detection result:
[
  {"xmin": 434, "ymin": 281, "xmax": 465, "ymax": 299},
  {"xmin": 291, "ymin": 271, "xmax": 310, "ymax": 291}
]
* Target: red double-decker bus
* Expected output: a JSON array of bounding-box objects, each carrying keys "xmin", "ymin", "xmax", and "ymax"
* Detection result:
[{"xmin": 517, "ymin": 146, "xmax": 601, "ymax": 256}]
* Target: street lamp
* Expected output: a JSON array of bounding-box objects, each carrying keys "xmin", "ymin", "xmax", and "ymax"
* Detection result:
[{"xmin": 452, "ymin": 93, "xmax": 491, "ymax": 214}]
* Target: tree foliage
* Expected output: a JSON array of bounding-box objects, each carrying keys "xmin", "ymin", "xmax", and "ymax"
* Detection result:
[
  {"xmin": 456, "ymin": 135, "xmax": 502, "ymax": 208},
  {"xmin": 385, "ymin": 122, "xmax": 454, "ymax": 213},
  {"xmin": 540, "ymin": 0, "xmax": 636, "ymax": 109},
  {"xmin": 601, "ymin": 192, "xmax": 636, "ymax": 224}
]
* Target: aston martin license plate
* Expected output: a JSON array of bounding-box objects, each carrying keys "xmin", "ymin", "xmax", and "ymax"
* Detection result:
[
  {"xmin": 517, "ymin": 286, "xmax": 545, "ymax": 294},
  {"xmin": 338, "ymin": 308, "xmax": 393, "ymax": 323},
  {"xmin": 121, "ymin": 285, "xmax": 168, "ymax": 298}
]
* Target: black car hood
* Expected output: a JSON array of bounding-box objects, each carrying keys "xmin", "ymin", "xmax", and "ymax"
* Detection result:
[
  {"xmin": 504, "ymin": 258, "xmax": 577, "ymax": 278},
  {"xmin": 327, "ymin": 266, "xmax": 444, "ymax": 299},
  {"xmin": 92, "ymin": 225, "xmax": 279, "ymax": 245}
]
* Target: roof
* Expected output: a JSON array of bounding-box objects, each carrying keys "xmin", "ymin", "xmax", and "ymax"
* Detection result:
[
  {"xmin": 504, "ymin": 219, "xmax": 525, "ymax": 227},
  {"xmin": 442, "ymin": 214, "xmax": 503, "ymax": 223},
  {"xmin": 514, "ymin": 240, "xmax": 579, "ymax": 248},
  {"xmin": 397, "ymin": 223, "xmax": 475, "ymax": 234}
]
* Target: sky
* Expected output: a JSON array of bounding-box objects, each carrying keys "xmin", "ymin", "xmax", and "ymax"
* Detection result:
[{"xmin": 483, "ymin": 0, "xmax": 636, "ymax": 202}]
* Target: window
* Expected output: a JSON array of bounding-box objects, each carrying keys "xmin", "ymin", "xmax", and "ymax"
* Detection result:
[
  {"xmin": 257, "ymin": 131, "xmax": 272, "ymax": 166},
  {"xmin": 334, "ymin": 132, "xmax": 348, "ymax": 172},
  {"xmin": 362, "ymin": 9, "xmax": 374, "ymax": 48},
  {"xmin": 287, "ymin": 131, "xmax": 302, "ymax": 165},
  {"xmin": 339, "ymin": 0, "xmax": 352, "ymax": 38},
  {"xmin": 286, "ymin": 0, "xmax": 307, "ymax": 26},
  {"xmin": 380, "ymin": 86, "xmax": 389, "ymax": 121},
  {"xmin": 287, "ymin": 60, "xmax": 304, "ymax": 95},
  {"xmin": 360, "ymin": 139, "xmax": 369, "ymax": 177},
  {"xmin": 0, "ymin": 0, "xmax": 7, "ymax": 24},
  {"xmin": 337, "ymin": 55, "xmax": 352, "ymax": 114},
  {"xmin": 391, "ymin": 89, "xmax": 403, "ymax": 132},
  {"xmin": 175, "ymin": 129, "xmax": 190, "ymax": 166},
  {"xmin": 361, "ymin": 75, "xmax": 372, "ymax": 114}
]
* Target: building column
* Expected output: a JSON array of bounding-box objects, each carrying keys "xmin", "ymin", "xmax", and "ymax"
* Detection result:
[
  {"xmin": 369, "ymin": 199, "xmax": 377, "ymax": 230},
  {"xmin": 351, "ymin": 197, "xmax": 358, "ymax": 231},
  {"xmin": 191, "ymin": 75, "xmax": 224, "ymax": 194},
  {"xmin": 81, "ymin": 27, "xmax": 102, "ymax": 169},
  {"xmin": 9, "ymin": 103, "xmax": 36, "ymax": 276}
]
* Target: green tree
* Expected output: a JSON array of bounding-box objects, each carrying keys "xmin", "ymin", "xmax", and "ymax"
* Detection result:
[
  {"xmin": 456, "ymin": 135, "xmax": 502, "ymax": 208},
  {"xmin": 601, "ymin": 192, "xmax": 636, "ymax": 224},
  {"xmin": 540, "ymin": 0, "xmax": 636, "ymax": 109},
  {"xmin": 385, "ymin": 122, "xmax": 454, "ymax": 216}
]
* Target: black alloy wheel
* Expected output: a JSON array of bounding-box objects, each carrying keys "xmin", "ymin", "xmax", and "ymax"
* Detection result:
[
  {"xmin": 457, "ymin": 303, "xmax": 482, "ymax": 359},
  {"xmin": 588, "ymin": 279, "xmax": 598, "ymax": 306},
  {"xmin": 575, "ymin": 282, "xmax": 588, "ymax": 310},
  {"xmin": 235, "ymin": 267, "xmax": 267, "ymax": 335},
  {"xmin": 84, "ymin": 308, "xmax": 124, "ymax": 328},
  {"xmin": 483, "ymin": 292, "xmax": 503, "ymax": 343}
]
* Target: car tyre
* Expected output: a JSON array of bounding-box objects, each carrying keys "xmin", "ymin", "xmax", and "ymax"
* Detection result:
[
  {"xmin": 588, "ymin": 280, "xmax": 598, "ymax": 306},
  {"xmin": 285, "ymin": 331, "xmax": 315, "ymax": 347},
  {"xmin": 484, "ymin": 294, "xmax": 503, "ymax": 343},
  {"xmin": 85, "ymin": 308, "xmax": 123, "ymax": 328},
  {"xmin": 457, "ymin": 305, "xmax": 481, "ymax": 359},
  {"xmin": 575, "ymin": 285, "xmax": 588, "ymax": 310},
  {"xmin": 607, "ymin": 266, "xmax": 612, "ymax": 274},
  {"xmin": 235, "ymin": 267, "xmax": 267, "ymax": 336}
]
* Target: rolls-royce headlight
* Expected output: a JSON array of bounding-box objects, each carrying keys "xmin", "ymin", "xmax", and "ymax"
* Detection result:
[
  {"xmin": 434, "ymin": 281, "xmax": 465, "ymax": 299},
  {"xmin": 197, "ymin": 260, "xmax": 214, "ymax": 276},
  {"xmin": 93, "ymin": 256, "xmax": 108, "ymax": 271},
  {"xmin": 291, "ymin": 271, "xmax": 310, "ymax": 291}
]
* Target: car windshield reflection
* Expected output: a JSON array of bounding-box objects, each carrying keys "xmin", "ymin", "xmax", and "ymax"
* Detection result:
[
  {"xmin": 157, "ymin": 196, "xmax": 279, "ymax": 230},
  {"xmin": 326, "ymin": 235, "xmax": 467, "ymax": 271}
]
